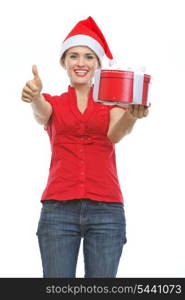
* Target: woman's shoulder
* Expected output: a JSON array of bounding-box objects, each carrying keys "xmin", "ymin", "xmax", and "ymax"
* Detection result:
[{"xmin": 42, "ymin": 90, "xmax": 68, "ymax": 104}]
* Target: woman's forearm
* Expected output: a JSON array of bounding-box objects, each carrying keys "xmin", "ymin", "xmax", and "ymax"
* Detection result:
[
  {"xmin": 30, "ymin": 94, "xmax": 52, "ymax": 120},
  {"xmin": 108, "ymin": 111, "xmax": 137, "ymax": 143}
]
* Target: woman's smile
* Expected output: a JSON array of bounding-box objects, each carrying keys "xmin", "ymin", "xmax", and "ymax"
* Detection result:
[{"xmin": 74, "ymin": 69, "xmax": 89, "ymax": 77}]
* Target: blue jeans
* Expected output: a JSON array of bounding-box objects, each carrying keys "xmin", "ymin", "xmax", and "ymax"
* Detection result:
[{"xmin": 36, "ymin": 198, "xmax": 127, "ymax": 278}]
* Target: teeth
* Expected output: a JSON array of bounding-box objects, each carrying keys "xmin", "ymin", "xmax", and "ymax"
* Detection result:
[{"xmin": 75, "ymin": 70, "xmax": 88, "ymax": 73}]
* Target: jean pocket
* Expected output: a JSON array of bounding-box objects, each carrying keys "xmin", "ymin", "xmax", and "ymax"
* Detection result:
[
  {"xmin": 101, "ymin": 202, "xmax": 125, "ymax": 214},
  {"xmin": 41, "ymin": 200, "xmax": 61, "ymax": 212}
]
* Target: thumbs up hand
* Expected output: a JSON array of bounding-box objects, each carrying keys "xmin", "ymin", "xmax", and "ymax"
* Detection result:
[{"xmin": 21, "ymin": 65, "xmax": 43, "ymax": 103}]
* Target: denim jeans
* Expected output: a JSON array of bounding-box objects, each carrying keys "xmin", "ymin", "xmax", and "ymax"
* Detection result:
[{"xmin": 36, "ymin": 198, "xmax": 127, "ymax": 278}]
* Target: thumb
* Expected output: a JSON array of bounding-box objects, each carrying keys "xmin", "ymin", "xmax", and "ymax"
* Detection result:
[{"xmin": 32, "ymin": 64, "xmax": 39, "ymax": 80}]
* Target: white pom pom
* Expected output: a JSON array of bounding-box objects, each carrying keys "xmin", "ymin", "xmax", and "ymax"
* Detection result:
[{"xmin": 108, "ymin": 59, "xmax": 116, "ymax": 67}]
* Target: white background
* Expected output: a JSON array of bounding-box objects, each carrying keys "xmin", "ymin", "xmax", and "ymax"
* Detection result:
[{"xmin": 0, "ymin": 0, "xmax": 184, "ymax": 277}]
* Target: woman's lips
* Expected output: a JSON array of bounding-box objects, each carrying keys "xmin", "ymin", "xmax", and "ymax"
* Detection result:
[{"xmin": 74, "ymin": 70, "xmax": 89, "ymax": 77}]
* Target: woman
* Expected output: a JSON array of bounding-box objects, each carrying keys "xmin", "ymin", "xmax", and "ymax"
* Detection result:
[{"xmin": 21, "ymin": 16, "xmax": 150, "ymax": 278}]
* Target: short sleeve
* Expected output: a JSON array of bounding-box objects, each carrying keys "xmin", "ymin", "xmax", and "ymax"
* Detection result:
[
  {"xmin": 108, "ymin": 104, "xmax": 128, "ymax": 111},
  {"xmin": 42, "ymin": 93, "xmax": 56, "ymax": 107}
]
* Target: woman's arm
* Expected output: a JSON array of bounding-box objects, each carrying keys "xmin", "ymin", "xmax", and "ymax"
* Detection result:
[
  {"xmin": 30, "ymin": 95, "xmax": 52, "ymax": 125},
  {"xmin": 107, "ymin": 104, "xmax": 150, "ymax": 143}
]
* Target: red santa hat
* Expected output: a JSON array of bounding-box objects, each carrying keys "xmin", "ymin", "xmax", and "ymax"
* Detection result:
[{"xmin": 60, "ymin": 16, "xmax": 113, "ymax": 66}]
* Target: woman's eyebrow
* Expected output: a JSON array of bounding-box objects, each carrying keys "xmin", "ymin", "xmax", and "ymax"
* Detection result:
[{"xmin": 68, "ymin": 52, "xmax": 94, "ymax": 55}]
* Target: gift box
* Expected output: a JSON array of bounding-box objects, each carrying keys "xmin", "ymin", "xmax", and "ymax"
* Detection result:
[{"xmin": 93, "ymin": 68, "xmax": 151, "ymax": 106}]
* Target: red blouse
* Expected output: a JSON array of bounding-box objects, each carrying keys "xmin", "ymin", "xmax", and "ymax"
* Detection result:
[{"xmin": 41, "ymin": 85, "xmax": 127, "ymax": 203}]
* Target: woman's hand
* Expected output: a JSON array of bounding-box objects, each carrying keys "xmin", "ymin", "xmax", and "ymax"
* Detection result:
[
  {"xmin": 21, "ymin": 65, "xmax": 43, "ymax": 103},
  {"xmin": 126, "ymin": 103, "xmax": 151, "ymax": 119}
]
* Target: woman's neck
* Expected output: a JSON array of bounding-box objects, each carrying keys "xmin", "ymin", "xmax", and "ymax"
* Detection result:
[{"xmin": 71, "ymin": 82, "xmax": 92, "ymax": 98}]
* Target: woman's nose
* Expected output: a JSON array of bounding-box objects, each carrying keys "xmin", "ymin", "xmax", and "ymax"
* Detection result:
[{"xmin": 77, "ymin": 57, "xmax": 85, "ymax": 66}]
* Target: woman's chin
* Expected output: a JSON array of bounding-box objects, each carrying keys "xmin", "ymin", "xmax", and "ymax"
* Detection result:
[{"xmin": 71, "ymin": 78, "xmax": 91, "ymax": 86}]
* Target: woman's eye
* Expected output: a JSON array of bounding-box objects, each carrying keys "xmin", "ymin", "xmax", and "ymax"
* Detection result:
[
  {"xmin": 69, "ymin": 54, "xmax": 94, "ymax": 59},
  {"xmin": 70, "ymin": 55, "xmax": 77, "ymax": 58}
]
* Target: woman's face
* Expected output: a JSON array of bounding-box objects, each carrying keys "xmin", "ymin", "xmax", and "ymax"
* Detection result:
[{"xmin": 61, "ymin": 46, "xmax": 100, "ymax": 87}]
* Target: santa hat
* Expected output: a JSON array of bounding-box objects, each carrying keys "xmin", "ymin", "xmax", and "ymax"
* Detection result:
[{"xmin": 60, "ymin": 16, "xmax": 114, "ymax": 66}]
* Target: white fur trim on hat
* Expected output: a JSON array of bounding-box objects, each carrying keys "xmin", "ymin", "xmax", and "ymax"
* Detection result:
[{"xmin": 60, "ymin": 34, "xmax": 105, "ymax": 62}]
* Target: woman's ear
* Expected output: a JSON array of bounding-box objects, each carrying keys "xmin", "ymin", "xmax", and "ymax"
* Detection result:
[
  {"xmin": 60, "ymin": 58, "xmax": 66, "ymax": 69},
  {"xmin": 97, "ymin": 57, "xmax": 101, "ymax": 69},
  {"xmin": 96, "ymin": 62, "xmax": 101, "ymax": 70}
]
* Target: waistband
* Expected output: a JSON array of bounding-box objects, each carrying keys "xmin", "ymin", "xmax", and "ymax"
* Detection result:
[{"xmin": 42, "ymin": 199, "xmax": 123, "ymax": 205}]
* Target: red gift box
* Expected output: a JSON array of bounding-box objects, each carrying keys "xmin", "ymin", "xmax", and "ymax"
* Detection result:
[{"xmin": 93, "ymin": 69, "xmax": 151, "ymax": 106}]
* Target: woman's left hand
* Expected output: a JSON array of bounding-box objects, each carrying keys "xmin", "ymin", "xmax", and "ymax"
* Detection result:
[{"xmin": 127, "ymin": 103, "xmax": 151, "ymax": 119}]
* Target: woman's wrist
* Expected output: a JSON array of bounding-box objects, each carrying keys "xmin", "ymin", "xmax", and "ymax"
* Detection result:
[
  {"xmin": 31, "ymin": 93, "xmax": 43, "ymax": 103},
  {"xmin": 125, "ymin": 109, "xmax": 138, "ymax": 121}
]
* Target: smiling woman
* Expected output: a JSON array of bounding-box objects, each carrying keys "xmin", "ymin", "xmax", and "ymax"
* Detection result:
[
  {"xmin": 60, "ymin": 46, "xmax": 100, "ymax": 91},
  {"xmin": 21, "ymin": 15, "xmax": 150, "ymax": 279}
]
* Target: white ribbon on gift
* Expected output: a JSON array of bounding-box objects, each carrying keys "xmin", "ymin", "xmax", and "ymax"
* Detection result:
[
  {"xmin": 93, "ymin": 68, "xmax": 101, "ymax": 103},
  {"xmin": 93, "ymin": 64, "xmax": 147, "ymax": 106},
  {"xmin": 132, "ymin": 66, "xmax": 146, "ymax": 105}
]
